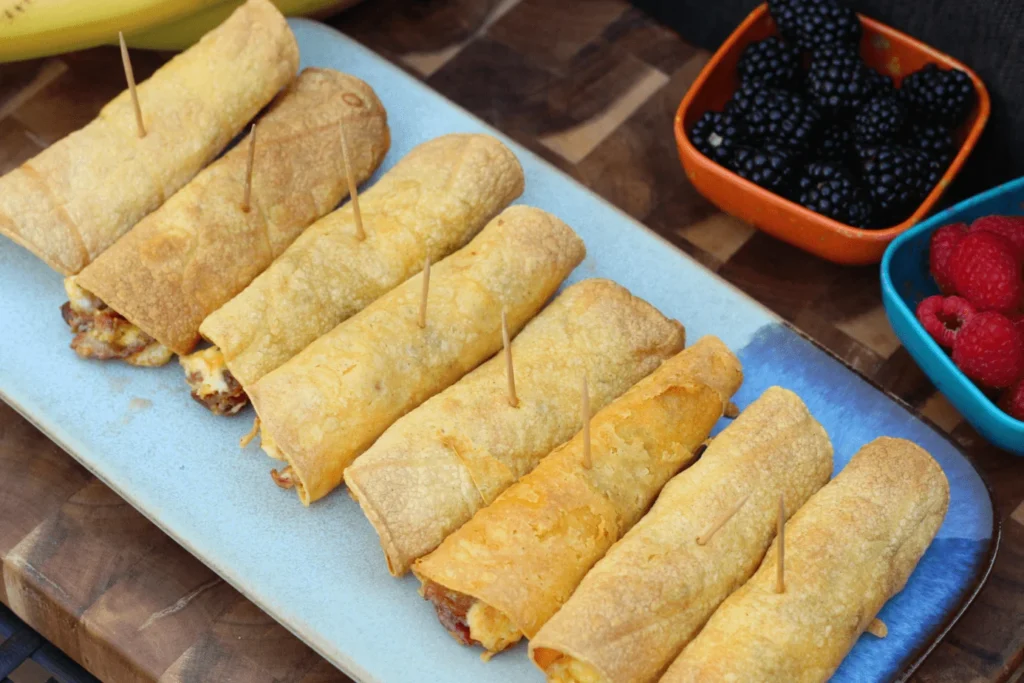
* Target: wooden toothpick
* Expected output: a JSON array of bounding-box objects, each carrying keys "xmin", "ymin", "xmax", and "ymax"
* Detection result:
[
  {"xmin": 241, "ymin": 123, "xmax": 257, "ymax": 212},
  {"xmin": 581, "ymin": 374, "xmax": 591, "ymax": 469},
  {"xmin": 775, "ymin": 494, "xmax": 786, "ymax": 594},
  {"xmin": 118, "ymin": 31, "xmax": 146, "ymax": 138},
  {"xmin": 502, "ymin": 308, "xmax": 518, "ymax": 407},
  {"xmin": 696, "ymin": 492, "xmax": 750, "ymax": 545},
  {"xmin": 417, "ymin": 255, "xmax": 430, "ymax": 329},
  {"xmin": 339, "ymin": 123, "xmax": 365, "ymax": 240},
  {"xmin": 866, "ymin": 618, "xmax": 888, "ymax": 638}
]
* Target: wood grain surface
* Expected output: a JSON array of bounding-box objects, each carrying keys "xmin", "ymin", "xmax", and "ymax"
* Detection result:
[{"xmin": 0, "ymin": 1, "xmax": 1021, "ymax": 681}]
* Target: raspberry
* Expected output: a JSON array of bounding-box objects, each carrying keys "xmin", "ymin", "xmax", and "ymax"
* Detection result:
[
  {"xmin": 1012, "ymin": 313, "xmax": 1024, "ymax": 339},
  {"xmin": 999, "ymin": 380, "xmax": 1024, "ymax": 421},
  {"xmin": 969, "ymin": 215, "xmax": 1024, "ymax": 262},
  {"xmin": 949, "ymin": 231, "xmax": 1023, "ymax": 313},
  {"xmin": 929, "ymin": 222, "xmax": 968, "ymax": 294},
  {"xmin": 916, "ymin": 295, "xmax": 975, "ymax": 349},
  {"xmin": 952, "ymin": 311, "xmax": 1024, "ymax": 388}
]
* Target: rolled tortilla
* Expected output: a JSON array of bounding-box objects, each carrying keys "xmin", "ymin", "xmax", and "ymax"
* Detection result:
[
  {"xmin": 250, "ymin": 205, "xmax": 585, "ymax": 505},
  {"xmin": 193, "ymin": 133, "xmax": 524, "ymax": 411},
  {"xmin": 529, "ymin": 386, "xmax": 833, "ymax": 683},
  {"xmin": 347, "ymin": 278, "xmax": 687, "ymax": 576},
  {"xmin": 661, "ymin": 436, "xmax": 949, "ymax": 683},
  {"xmin": 412, "ymin": 337, "xmax": 743, "ymax": 657},
  {"xmin": 0, "ymin": 0, "xmax": 298, "ymax": 275},
  {"xmin": 65, "ymin": 68, "xmax": 389, "ymax": 366}
]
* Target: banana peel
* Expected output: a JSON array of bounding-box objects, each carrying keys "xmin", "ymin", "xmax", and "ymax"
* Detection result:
[
  {"xmin": 0, "ymin": 0, "xmax": 359, "ymax": 63},
  {"xmin": 123, "ymin": 0, "xmax": 360, "ymax": 51},
  {"xmin": 0, "ymin": 0, "xmax": 223, "ymax": 62}
]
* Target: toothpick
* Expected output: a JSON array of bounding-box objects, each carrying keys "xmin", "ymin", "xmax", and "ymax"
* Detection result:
[
  {"xmin": 239, "ymin": 416, "xmax": 260, "ymax": 448},
  {"xmin": 696, "ymin": 492, "xmax": 750, "ymax": 545},
  {"xmin": 118, "ymin": 31, "xmax": 146, "ymax": 138},
  {"xmin": 340, "ymin": 123, "xmax": 365, "ymax": 240},
  {"xmin": 775, "ymin": 494, "xmax": 786, "ymax": 594},
  {"xmin": 241, "ymin": 123, "xmax": 257, "ymax": 213},
  {"xmin": 725, "ymin": 401, "xmax": 739, "ymax": 418},
  {"xmin": 502, "ymin": 308, "xmax": 518, "ymax": 407},
  {"xmin": 581, "ymin": 374, "xmax": 591, "ymax": 469},
  {"xmin": 417, "ymin": 255, "xmax": 430, "ymax": 329},
  {"xmin": 867, "ymin": 618, "xmax": 888, "ymax": 638}
]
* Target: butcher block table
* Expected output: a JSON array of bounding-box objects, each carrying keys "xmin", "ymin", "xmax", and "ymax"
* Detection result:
[{"xmin": 0, "ymin": 0, "xmax": 1021, "ymax": 681}]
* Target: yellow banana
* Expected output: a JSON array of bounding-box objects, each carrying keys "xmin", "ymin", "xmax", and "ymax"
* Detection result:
[
  {"xmin": 122, "ymin": 0, "xmax": 359, "ymax": 50},
  {"xmin": 0, "ymin": 0, "xmax": 225, "ymax": 62}
]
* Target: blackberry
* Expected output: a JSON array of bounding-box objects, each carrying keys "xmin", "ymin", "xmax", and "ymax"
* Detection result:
[
  {"xmin": 923, "ymin": 156, "xmax": 946, "ymax": 191},
  {"xmin": 767, "ymin": 0, "xmax": 860, "ymax": 51},
  {"xmin": 806, "ymin": 44, "xmax": 878, "ymax": 115},
  {"xmin": 737, "ymin": 37, "xmax": 801, "ymax": 89},
  {"xmin": 907, "ymin": 122, "xmax": 955, "ymax": 164},
  {"xmin": 797, "ymin": 161, "xmax": 873, "ymax": 226},
  {"xmin": 689, "ymin": 111, "xmax": 747, "ymax": 166},
  {"xmin": 853, "ymin": 94, "xmax": 907, "ymax": 144},
  {"xmin": 730, "ymin": 86, "xmax": 821, "ymax": 155},
  {"xmin": 725, "ymin": 82, "xmax": 764, "ymax": 115},
  {"xmin": 899, "ymin": 64, "xmax": 975, "ymax": 127},
  {"xmin": 733, "ymin": 144, "xmax": 796, "ymax": 194},
  {"xmin": 858, "ymin": 145, "xmax": 931, "ymax": 225},
  {"xmin": 815, "ymin": 120, "xmax": 855, "ymax": 162},
  {"xmin": 767, "ymin": 0, "xmax": 802, "ymax": 45}
]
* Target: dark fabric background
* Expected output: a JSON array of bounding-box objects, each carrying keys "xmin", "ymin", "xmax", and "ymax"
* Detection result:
[{"xmin": 633, "ymin": 0, "xmax": 1024, "ymax": 202}]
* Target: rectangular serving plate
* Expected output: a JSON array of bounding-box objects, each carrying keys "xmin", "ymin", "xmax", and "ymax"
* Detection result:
[{"xmin": 0, "ymin": 19, "xmax": 997, "ymax": 683}]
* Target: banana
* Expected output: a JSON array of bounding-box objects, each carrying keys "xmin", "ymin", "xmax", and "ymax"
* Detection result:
[
  {"xmin": 0, "ymin": 0, "xmax": 224, "ymax": 62},
  {"xmin": 121, "ymin": 0, "xmax": 359, "ymax": 51}
]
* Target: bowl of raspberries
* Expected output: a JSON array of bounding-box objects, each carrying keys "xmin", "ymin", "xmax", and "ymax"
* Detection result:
[
  {"xmin": 673, "ymin": 0, "xmax": 989, "ymax": 265},
  {"xmin": 882, "ymin": 175, "xmax": 1024, "ymax": 455}
]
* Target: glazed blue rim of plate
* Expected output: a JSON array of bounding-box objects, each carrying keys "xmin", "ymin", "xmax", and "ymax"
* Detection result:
[{"xmin": 0, "ymin": 17, "xmax": 1002, "ymax": 681}]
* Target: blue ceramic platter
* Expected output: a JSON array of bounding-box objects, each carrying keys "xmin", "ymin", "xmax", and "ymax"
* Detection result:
[
  {"xmin": 882, "ymin": 175, "xmax": 1024, "ymax": 455},
  {"xmin": 0, "ymin": 19, "xmax": 997, "ymax": 683}
]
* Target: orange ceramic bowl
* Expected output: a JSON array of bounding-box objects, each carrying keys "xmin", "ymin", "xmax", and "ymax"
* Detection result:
[{"xmin": 673, "ymin": 3, "xmax": 990, "ymax": 265}]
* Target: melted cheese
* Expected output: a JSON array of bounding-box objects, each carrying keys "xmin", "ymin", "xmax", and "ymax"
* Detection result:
[
  {"xmin": 260, "ymin": 427, "xmax": 284, "ymax": 460},
  {"xmin": 128, "ymin": 342, "xmax": 174, "ymax": 367},
  {"xmin": 545, "ymin": 656, "xmax": 608, "ymax": 683},
  {"xmin": 180, "ymin": 347, "xmax": 232, "ymax": 396},
  {"xmin": 64, "ymin": 277, "xmax": 102, "ymax": 314},
  {"xmin": 64, "ymin": 277, "xmax": 173, "ymax": 366},
  {"xmin": 467, "ymin": 601, "xmax": 523, "ymax": 656}
]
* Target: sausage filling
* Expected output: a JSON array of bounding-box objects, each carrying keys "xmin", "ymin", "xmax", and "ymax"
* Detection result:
[
  {"xmin": 180, "ymin": 347, "xmax": 248, "ymax": 416},
  {"xmin": 421, "ymin": 581, "xmax": 523, "ymax": 655},
  {"xmin": 62, "ymin": 278, "xmax": 173, "ymax": 367}
]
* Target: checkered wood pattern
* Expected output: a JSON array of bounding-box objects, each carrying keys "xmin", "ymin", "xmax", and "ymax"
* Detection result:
[{"xmin": 0, "ymin": 1, "xmax": 1020, "ymax": 681}]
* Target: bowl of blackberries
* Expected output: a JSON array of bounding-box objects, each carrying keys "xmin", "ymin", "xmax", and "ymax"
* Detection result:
[{"xmin": 673, "ymin": 0, "xmax": 989, "ymax": 265}]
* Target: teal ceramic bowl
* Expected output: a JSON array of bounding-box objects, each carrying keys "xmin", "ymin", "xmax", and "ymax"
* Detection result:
[{"xmin": 881, "ymin": 176, "xmax": 1024, "ymax": 454}]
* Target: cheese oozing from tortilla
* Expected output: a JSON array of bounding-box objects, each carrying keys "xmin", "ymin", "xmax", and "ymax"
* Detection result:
[
  {"xmin": 467, "ymin": 601, "xmax": 523, "ymax": 657},
  {"xmin": 63, "ymin": 278, "xmax": 173, "ymax": 367},
  {"xmin": 545, "ymin": 657, "xmax": 607, "ymax": 683},
  {"xmin": 180, "ymin": 346, "xmax": 250, "ymax": 416},
  {"xmin": 181, "ymin": 347, "xmax": 232, "ymax": 395}
]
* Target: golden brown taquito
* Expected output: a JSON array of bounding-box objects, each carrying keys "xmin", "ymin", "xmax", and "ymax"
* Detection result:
[
  {"xmin": 412, "ymin": 337, "xmax": 743, "ymax": 657},
  {"xmin": 250, "ymin": 205, "xmax": 585, "ymax": 505},
  {"xmin": 196, "ymin": 133, "xmax": 524, "ymax": 397},
  {"xmin": 529, "ymin": 386, "xmax": 833, "ymax": 683},
  {"xmin": 68, "ymin": 68, "xmax": 389, "ymax": 363},
  {"xmin": 661, "ymin": 436, "xmax": 949, "ymax": 683},
  {"xmin": 346, "ymin": 278, "xmax": 686, "ymax": 576},
  {"xmin": 0, "ymin": 0, "xmax": 298, "ymax": 275}
]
